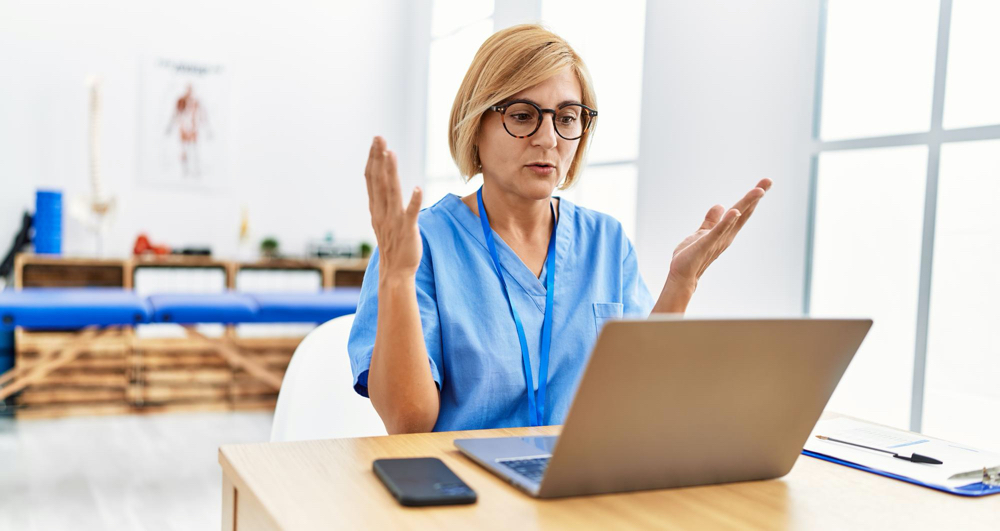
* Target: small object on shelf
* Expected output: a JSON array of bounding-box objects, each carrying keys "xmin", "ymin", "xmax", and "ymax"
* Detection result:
[
  {"xmin": 133, "ymin": 234, "xmax": 171, "ymax": 256},
  {"xmin": 307, "ymin": 232, "xmax": 360, "ymax": 258},
  {"xmin": 34, "ymin": 190, "xmax": 63, "ymax": 255},
  {"xmin": 172, "ymin": 247, "xmax": 211, "ymax": 256},
  {"xmin": 260, "ymin": 237, "xmax": 279, "ymax": 259}
]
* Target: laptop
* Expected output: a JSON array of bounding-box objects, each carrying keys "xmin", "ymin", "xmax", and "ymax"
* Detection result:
[{"xmin": 455, "ymin": 317, "xmax": 872, "ymax": 498}]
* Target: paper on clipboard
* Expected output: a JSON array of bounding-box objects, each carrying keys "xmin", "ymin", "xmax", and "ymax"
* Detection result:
[{"xmin": 804, "ymin": 418, "xmax": 1000, "ymax": 488}]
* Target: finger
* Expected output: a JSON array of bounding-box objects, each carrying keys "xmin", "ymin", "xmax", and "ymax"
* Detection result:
[
  {"xmin": 405, "ymin": 186, "xmax": 423, "ymax": 220},
  {"xmin": 735, "ymin": 179, "xmax": 772, "ymax": 229},
  {"xmin": 364, "ymin": 138, "xmax": 378, "ymax": 213},
  {"xmin": 729, "ymin": 187, "xmax": 766, "ymax": 232},
  {"xmin": 370, "ymin": 140, "xmax": 389, "ymax": 216},
  {"xmin": 694, "ymin": 209, "xmax": 741, "ymax": 277},
  {"xmin": 364, "ymin": 136, "xmax": 377, "ymax": 177},
  {"xmin": 733, "ymin": 193, "xmax": 764, "ymax": 231},
  {"xmin": 706, "ymin": 208, "xmax": 741, "ymax": 246},
  {"xmin": 691, "ymin": 208, "xmax": 740, "ymax": 257},
  {"xmin": 730, "ymin": 187, "xmax": 765, "ymax": 217},
  {"xmin": 720, "ymin": 210, "xmax": 750, "ymax": 251},
  {"xmin": 699, "ymin": 205, "xmax": 725, "ymax": 231},
  {"xmin": 384, "ymin": 150, "xmax": 403, "ymax": 211}
]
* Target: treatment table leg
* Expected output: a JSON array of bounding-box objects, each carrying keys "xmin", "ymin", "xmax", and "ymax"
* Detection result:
[
  {"xmin": 184, "ymin": 328, "xmax": 284, "ymax": 391},
  {"xmin": 0, "ymin": 327, "xmax": 106, "ymax": 401}
]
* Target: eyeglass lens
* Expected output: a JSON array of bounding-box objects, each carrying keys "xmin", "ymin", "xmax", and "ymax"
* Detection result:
[{"xmin": 502, "ymin": 103, "xmax": 590, "ymax": 140}]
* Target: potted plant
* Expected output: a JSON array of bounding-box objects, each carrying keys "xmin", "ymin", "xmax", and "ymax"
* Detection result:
[{"xmin": 260, "ymin": 237, "xmax": 279, "ymax": 259}]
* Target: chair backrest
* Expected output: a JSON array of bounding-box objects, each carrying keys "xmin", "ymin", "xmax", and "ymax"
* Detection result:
[{"xmin": 270, "ymin": 313, "xmax": 387, "ymax": 442}]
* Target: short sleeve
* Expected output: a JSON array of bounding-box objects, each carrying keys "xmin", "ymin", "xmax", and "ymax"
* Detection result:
[
  {"xmin": 346, "ymin": 241, "xmax": 443, "ymax": 398},
  {"xmin": 622, "ymin": 238, "xmax": 655, "ymax": 317}
]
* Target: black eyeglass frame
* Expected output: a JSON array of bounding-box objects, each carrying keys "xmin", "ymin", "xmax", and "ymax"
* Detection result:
[{"xmin": 488, "ymin": 99, "xmax": 598, "ymax": 140}]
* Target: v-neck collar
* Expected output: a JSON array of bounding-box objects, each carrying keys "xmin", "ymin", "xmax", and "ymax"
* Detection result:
[{"xmin": 440, "ymin": 193, "xmax": 575, "ymax": 313}]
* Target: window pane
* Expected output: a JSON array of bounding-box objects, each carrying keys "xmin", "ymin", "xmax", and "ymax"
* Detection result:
[
  {"xmin": 810, "ymin": 145, "xmax": 928, "ymax": 428},
  {"xmin": 923, "ymin": 139, "xmax": 1000, "ymax": 450},
  {"xmin": 432, "ymin": 0, "xmax": 493, "ymax": 39},
  {"xmin": 557, "ymin": 164, "xmax": 638, "ymax": 241},
  {"xmin": 942, "ymin": 0, "xmax": 1000, "ymax": 130},
  {"xmin": 542, "ymin": 0, "xmax": 646, "ymax": 162},
  {"xmin": 820, "ymin": 0, "xmax": 939, "ymax": 140},
  {"xmin": 425, "ymin": 18, "xmax": 494, "ymax": 180}
]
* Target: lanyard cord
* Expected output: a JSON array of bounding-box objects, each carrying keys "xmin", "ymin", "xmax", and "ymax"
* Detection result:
[{"xmin": 477, "ymin": 186, "xmax": 557, "ymax": 426}]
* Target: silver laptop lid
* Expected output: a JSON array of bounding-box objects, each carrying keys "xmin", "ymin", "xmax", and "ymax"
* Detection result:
[{"xmin": 537, "ymin": 317, "xmax": 871, "ymax": 498}]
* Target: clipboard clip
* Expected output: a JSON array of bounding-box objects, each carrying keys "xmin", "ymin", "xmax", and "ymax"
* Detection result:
[{"xmin": 949, "ymin": 466, "xmax": 1000, "ymax": 486}]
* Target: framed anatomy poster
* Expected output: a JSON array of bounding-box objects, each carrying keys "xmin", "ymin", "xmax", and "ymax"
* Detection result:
[{"xmin": 138, "ymin": 57, "xmax": 230, "ymax": 188}]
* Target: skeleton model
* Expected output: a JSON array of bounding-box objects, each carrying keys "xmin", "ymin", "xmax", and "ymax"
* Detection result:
[{"xmin": 69, "ymin": 76, "xmax": 116, "ymax": 256}]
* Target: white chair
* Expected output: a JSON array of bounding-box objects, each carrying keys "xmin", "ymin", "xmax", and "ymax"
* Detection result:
[{"xmin": 270, "ymin": 313, "xmax": 387, "ymax": 442}]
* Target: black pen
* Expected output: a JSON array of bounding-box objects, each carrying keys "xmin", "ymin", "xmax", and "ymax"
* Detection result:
[{"xmin": 816, "ymin": 435, "xmax": 944, "ymax": 465}]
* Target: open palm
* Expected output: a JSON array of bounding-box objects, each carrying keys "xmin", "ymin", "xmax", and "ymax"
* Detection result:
[
  {"xmin": 668, "ymin": 178, "xmax": 773, "ymax": 287},
  {"xmin": 363, "ymin": 136, "xmax": 423, "ymax": 276}
]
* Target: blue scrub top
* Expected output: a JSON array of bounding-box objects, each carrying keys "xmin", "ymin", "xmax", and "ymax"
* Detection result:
[{"xmin": 348, "ymin": 194, "xmax": 655, "ymax": 431}]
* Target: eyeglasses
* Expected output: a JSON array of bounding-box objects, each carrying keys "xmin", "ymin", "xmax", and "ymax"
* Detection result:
[{"xmin": 489, "ymin": 99, "xmax": 598, "ymax": 141}]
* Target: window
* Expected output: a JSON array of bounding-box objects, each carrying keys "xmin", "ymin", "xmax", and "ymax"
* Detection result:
[
  {"xmin": 807, "ymin": 0, "xmax": 1000, "ymax": 445},
  {"xmin": 541, "ymin": 0, "xmax": 646, "ymax": 240},
  {"xmin": 423, "ymin": 0, "xmax": 495, "ymax": 205},
  {"xmin": 924, "ymin": 138, "xmax": 1000, "ymax": 449}
]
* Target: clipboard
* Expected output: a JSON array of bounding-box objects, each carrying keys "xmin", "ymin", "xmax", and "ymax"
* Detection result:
[
  {"xmin": 804, "ymin": 417, "xmax": 1000, "ymax": 497},
  {"xmin": 803, "ymin": 450, "xmax": 1000, "ymax": 497}
]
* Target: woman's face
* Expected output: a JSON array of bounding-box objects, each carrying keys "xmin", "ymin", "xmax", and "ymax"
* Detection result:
[{"xmin": 477, "ymin": 67, "xmax": 583, "ymax": 201}]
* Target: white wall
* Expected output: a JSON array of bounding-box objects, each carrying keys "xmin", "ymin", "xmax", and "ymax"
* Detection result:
[
  {"xmin": 0, "ymin": 0, "xmax": 429, "ymax": 260},
  {"xmin": 635, "ymin": 0, "xmax": 820, "ymax": 316},
  {"xmin": 1, "ymin": 0, "xmax": 820, "ymax": 303}
]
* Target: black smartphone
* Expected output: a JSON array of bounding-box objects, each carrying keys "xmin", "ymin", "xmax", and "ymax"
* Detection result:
[{"xmin": 373, "ymin": 457, "xmax": 477, "ymax": 507}]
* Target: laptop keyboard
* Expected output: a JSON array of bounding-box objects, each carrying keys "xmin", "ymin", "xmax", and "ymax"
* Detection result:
[{"xmin": 497, "ymin": 456, "xmax": 550, "ymax": 483}]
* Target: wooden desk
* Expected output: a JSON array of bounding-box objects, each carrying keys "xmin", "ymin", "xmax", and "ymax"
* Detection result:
[{"xmin": 219, "ymin": 425, "xmax": 998, "ymax": 530}]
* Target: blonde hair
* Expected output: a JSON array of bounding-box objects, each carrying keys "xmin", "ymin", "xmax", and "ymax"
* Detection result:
[{"xmin": 448, "ymin": 24, "xmax": 597, "ymax": 190}]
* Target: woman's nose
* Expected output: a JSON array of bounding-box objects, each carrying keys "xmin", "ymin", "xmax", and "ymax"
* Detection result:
[{"xmin": 530, "ymin": 114, "xmax": 559, "ymax": 149}]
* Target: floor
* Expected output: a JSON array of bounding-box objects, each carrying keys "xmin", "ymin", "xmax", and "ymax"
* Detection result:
[{"xmin": 0, "ymin": 411, "xmax": 273, "ymax": 531}]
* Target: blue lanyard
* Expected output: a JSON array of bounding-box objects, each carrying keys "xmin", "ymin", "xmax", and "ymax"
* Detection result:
[{"xmin": 477, "ymin": 186, "xmax": 557, "ymax": 427}]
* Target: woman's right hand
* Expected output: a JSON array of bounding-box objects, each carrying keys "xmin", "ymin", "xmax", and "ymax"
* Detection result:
[{"xmin": 364, "ymin": 136, "xmax": 423, "ymax": 278}]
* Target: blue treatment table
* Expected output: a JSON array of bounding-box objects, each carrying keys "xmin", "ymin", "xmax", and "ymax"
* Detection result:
[
  {"xmin": 0, "ymin": 288, "xmax": 361, "ymax": 400},
  {"xmin": 247, "ymin": 289, "xmax": 361, "ymax": 323},
  {"xmin": 147, "ymin": 293, "xmax": 260, "ymax": 325},
  {"xmin": 0, "ymin": 288, "xmax": 361, "ymax": 330},
  {"xmin": 0, "ymin": 288, "xmax": 152, "ymax": 330}
]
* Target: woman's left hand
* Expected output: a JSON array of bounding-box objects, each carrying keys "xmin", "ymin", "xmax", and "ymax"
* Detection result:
[{"xmin": 653, "ymin": 178, "xmax": 773, "ymax": 313}]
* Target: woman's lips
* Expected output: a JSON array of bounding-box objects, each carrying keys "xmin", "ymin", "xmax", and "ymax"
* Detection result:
[{"xmin": 526, "ymin": 164, "xmax": 555, "ymax": 175}]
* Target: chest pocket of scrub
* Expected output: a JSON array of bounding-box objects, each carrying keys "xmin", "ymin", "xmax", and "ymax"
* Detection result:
[{"xmin": 593, "ymin": 302, "xmax": 624, "ymax": 336}]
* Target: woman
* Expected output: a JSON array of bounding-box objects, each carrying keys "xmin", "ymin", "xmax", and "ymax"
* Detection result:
[{"xmin": 349, "ymin": 24, "xmax": 771, "ymax": 434}]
